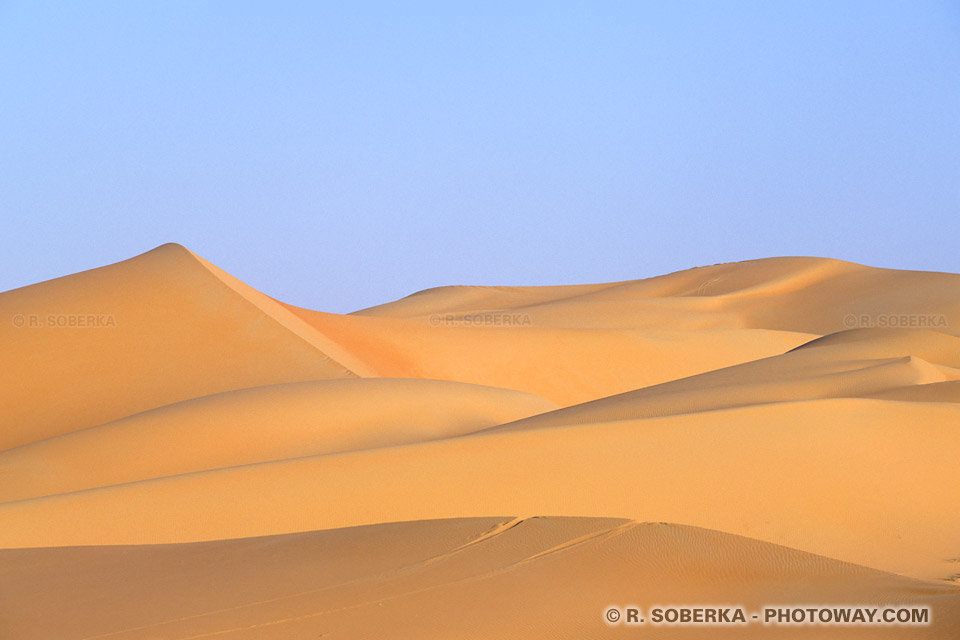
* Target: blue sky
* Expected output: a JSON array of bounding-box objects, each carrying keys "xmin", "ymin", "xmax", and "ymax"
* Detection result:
[{"xmin": 2, "ymin": 1, "xmax": 958, "ymax": 312}]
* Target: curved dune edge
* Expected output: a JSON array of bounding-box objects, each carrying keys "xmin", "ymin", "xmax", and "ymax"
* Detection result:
[
  {"xmin": 2, "ymin": 517, "xmax": 957, "ymax": 640},
  {"xmin": 484, "ymin": 328, "xmax": 960, "ymax": 433},
  {"xmin": 0, "ymin": 378, "xmax": 558, "ymax": 502},
  {"xmin": 866, "ymin": 380, "xmax": 960, "ymax": 403},
  {"xmin": 0, "ymin": 398, "xmax": 957, "ymax": 583}
]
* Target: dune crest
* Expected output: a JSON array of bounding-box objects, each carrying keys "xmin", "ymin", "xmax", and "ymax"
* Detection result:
[{"xmin": 354, "ymin": 257, "xmax": 959, "ymax": 337}]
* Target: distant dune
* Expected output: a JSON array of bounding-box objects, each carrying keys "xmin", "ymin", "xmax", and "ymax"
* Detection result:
[{"xmin": 2, "ymin": 245, "xmax": 958, "ymax": 638}]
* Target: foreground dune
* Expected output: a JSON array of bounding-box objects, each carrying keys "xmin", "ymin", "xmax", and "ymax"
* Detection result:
[
  {"xmin": 2, "ymin": 245, "xmax": 959, "ymax": 639},
  {"xmin": 1, "ymin": 398, "xmax": 957, "ymax": 583},
  {"xmin": 3, "ymin": 517, "xmax": 958, "ymax": 639}
]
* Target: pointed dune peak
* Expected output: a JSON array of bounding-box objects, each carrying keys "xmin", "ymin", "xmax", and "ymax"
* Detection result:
[{"xmin": 0, "ymin": 244, "xmax": 363, "ymax": 450}]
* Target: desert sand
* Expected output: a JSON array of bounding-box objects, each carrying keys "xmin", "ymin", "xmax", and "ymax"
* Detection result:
[{"xmin": 1, "ymin": 244, "xmax": 958, "ymax": 638}]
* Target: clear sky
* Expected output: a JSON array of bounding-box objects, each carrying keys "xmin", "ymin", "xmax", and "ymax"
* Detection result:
[{"xmin": 2, "ymin": 1, "xmax": 958, "ymax": 312}]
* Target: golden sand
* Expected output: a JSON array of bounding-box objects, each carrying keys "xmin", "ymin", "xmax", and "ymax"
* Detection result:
[{"xmin": 2, "ymin": 245, "xmax": 957, "ymax": 638}]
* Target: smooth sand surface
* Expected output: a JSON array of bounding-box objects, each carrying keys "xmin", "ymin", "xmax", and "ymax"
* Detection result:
[
  {"xmin": 2, "ymin": 518, "xmax": 957, "ymax": 639},
  {"xmin": 0, "ymin": 378, "xmax": 557, "ymax": 502},
  {"xmin": 355, "ymin": 256, "xmax": 960, "ymax": 336},
  {"xmin": 283, "ymin": 304, "xmax": 815, "ymax": 406},
  {"xmin": 1, "ymin": 398, "xmax": 957, "ymax": 581},
  {"xmin": 484, "ymin": 328, "xmax": 960, "ymax": 431},
  {"xmin": 2, "ymin": 245, "xmax": 958, "ymax": 638}
]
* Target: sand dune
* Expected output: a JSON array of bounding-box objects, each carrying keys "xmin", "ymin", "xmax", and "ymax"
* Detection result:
[
  {"xmin": 1, "ymin": 398, "xmax": 957, "ymax": 582},
  {"xmin": 866, "ymin": 380, "xmax": 960, "ymax": 402},
  {"xmin": 355, "ymin": 257, "xmax": 960, "ymax": 336},
  {"xmin": 3, "ymin": 518, "xmax": 957, "ymax": 639},
  {"xmin": 0, "ymin": 244, "xmax": 360, "ymax": 450},
  {"xmin": 485, "ymin": 328, "xmax": 960, "ymax": 431},
  {"xmin": 281, "ymin": 306, "xmax": 813, "ymax": 405},
  {"xmin": 2, "ymin": 245, "xmax": 959, "ymax": 638},
  {"xmin": 0, "ymin": 378, "xmax": 556, "ymax": 502}
]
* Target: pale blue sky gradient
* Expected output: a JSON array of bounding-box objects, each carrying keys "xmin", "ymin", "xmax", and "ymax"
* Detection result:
[{"xmin": 2, "ymin": 1, "xmax": 958, "ymax": 312}]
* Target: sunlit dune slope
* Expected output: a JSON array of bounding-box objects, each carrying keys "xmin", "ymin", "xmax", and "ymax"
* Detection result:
[
  {"xmin": 486, "ymin": 328, "xmax": 960, "ymax": 431},
  {"xmin": 0, "ymin": 378, "xmax": 556, "ymax": 502},
  {"xmin": 0, "ymin": 244, "xmax": 362, "ymax": 450},
  {"xmin": 2, "ymin": 518, "xmax": 957, "ymax": 640},
  {"xmin": 1, "ymin": 398, "xmax": 956, "ymax": 581}
]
